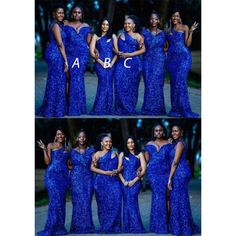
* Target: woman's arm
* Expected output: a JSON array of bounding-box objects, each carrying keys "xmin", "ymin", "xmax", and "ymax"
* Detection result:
[
  {"xmin": 117, "ymin": 152, "xmax": 128, "ymax": 185},
  {"xmin": 37, "ymin": 140, "xmax": 51, "ymax": 165},
  {"xmin": 110, "ymin": 34, "xmax": 118, "ymax": 66},
  {"xmin": 121, "ymin": 34, "xmax": 146, "ymax": 58},
  {"xmin": 112, "ymin": 33, "xmax": 120, "ymax": 55},
  {"xmin": 90, "ymin": 153, "xmax": 114, "ymax": 176},
  {"xmin": 185, "ymin": 22, "xmax": 198, "ymax": 47},
  {"xmin": 51, "ymin": 23, "xmax": 68, "ymax": 72},
  {"xmin": 168, "ymin": 142, "xmax": 184, "ymax": 190}
]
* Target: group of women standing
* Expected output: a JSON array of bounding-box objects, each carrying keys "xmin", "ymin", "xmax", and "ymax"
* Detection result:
[
  {"xmin": 37, "ymin": 124, "xmax": 199, "ymax": 235},
  {"xmin": 37, "ymin": 4, "xmax": 199, "ymax": 118}
]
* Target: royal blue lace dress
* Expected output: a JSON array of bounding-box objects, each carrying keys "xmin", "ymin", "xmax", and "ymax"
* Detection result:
[
  {"xmin": 64, "ymin": 25, "xmax": 91, "ymax": 116},
  {"xmin": 121, "ymin": 153, "xmax": 145, "ymax": 233},
  {"xmin": 114, "ymin": 32, "xmax": 142, "ymax": 115},
  {"xmin": 141, "ymin": 29, "xmax": 166, "ymax": 115},
  {"xmin": 69, "ymin": 147, "xmax": 95, "ymax": 234},
  {"xmin": 90, "ymin": 35, "xmax": 115, "ymax": 115},
  {"xmin": 169, "ymin": 140, "xmax": 200, "ymax": 235},
  {"xmin": 37, "ymin": 148, "xmax": 69, "ymax": 236},
  {"xmin": 166, "ymin": 29, "xmax": 199, "ymax": 118},
  {"xmin": 37, "ymin": 21, "xmax": 67, "ymax": 117},
  {"xmin": 94, "ymin": 151, "xmax": 122, "ymax": 233},
  {"xmin": 145, "ymin": 143, "xmax": 171, "ymax": 234}
]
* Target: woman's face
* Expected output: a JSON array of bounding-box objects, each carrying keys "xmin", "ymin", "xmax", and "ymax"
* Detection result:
[
  {"xmin": 101, "ymin": 136, "xmax": 112, "ymax": 150},
  {"xmin": 71, "ymin": 7, "xmax": 82, "ymax": 21},
  {"xmin": 124, "ymin": 18, "xmax": 135, "ymax": 32},
  {"xmin": 171, "ymin": 126, "xmax": 182, "ymax": 140},
  {"xmin": 127, "ymin": 138, "xmax": 135, "ymax": 151},
  {"xmin": 171, "ymin": 11, "xmax": 181, "ymax": 25},
  {"xmin": 150, "ymin": 14, "xmax": 159, "ymax": 27},
  {"xmin": 77, "ymin": 132, "xmax": 87, "ymax": 146},
  {"xmin": 54, "ymin": 8, "xmax": 65, "ymax": 22},
  {"xmin": 55, "ymin": 130, "xmax": 65, "ymax": 143},
  {"xmin": 153, "ymin": 125, "xmax": 164, "ymax": 139},
  {"xmin": 101, "ymin": 20, "xmax": 109, "ymax": 33}
]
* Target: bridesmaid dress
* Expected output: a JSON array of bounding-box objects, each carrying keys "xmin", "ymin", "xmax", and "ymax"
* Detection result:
[
  {"xmin": 121, "ymin": 153, "xmax": 145, "ymax": 233},
  {"xmin": 37, "ymin": 148, "xmax": 69, "ymax": 236},
  {"xmin": 141, "ymin": 29, "xmax": 166, "ymax": 115},
  {"xmin": 145, "ymin": 143, "xmax": 171, "ymax": 234},
  {"xmin": 168, "ymin": 140, "xmax": 200, "ymax": 235},
  {"xmin": 64, "ymin": 25, "xmax": 92, "ymax": 116},
  {"xmin": 37, "ymin": 21, "xmax": 67, "ymax": 117},
  {"xmin": 167, "ymin": 29, "xmax": 199, "ymax": 118},
  {"xmin": 90, "ymin": 35, "xmax": 115, "ymax": 115},
  {"xmin": 69, "ymin": 147, "xmax": 95, "ymax": 234},
  {"xmin": 114, "ymin": 32, "xmax": 142, "ymax": 115},
  {"xmin": 94, "ymin": 151, "xmax": 122, "ymax": 233}
]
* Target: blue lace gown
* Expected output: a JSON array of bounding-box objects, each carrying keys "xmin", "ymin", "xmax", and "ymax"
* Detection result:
[
  {"xmin": 141, "ymin": 29, "xmax": 166, "ymax": 115},
  {"xmin": 64, "ymin": 25, "xmax": 91, "ymax": 116},
  {"xmin": 69, "ymin": 147, "xmax": 95, "ymax": 234},
  {"xmin": 114, "ymin": 32, "xmax": 142, "ymax": 115},
  {"xmin": 169, "ymin": 140, "xmax": 200, "ymax": 235},
  {"xmin": 90, "ymin": 35, "xmax": 115, "ymax": 115},
  {"xmin": 37, "ymin": 22, "xmax": 67, "ymax": 117},
  {"xmin": 121, "ymin": 153, "xmax": 145, "ymax": 233},
  {"xmin": 167, "ymin": 29, "xmax": 199, "ymax": 118},
  {"xmin": 145, "ymin": 143, "xmax": 171, "ymax": 234},
  {"xmin": 37, "ymin": 148, "xmax": 69, "ymax": 236},
  {"xmin": 94, "ymin": 151, "xmax": 122, "ymax": 233}
]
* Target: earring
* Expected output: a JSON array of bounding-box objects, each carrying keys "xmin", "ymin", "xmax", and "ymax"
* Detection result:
[{"xmin": 101, "ymin": 144, "xmax": 104, "ymax": 150}]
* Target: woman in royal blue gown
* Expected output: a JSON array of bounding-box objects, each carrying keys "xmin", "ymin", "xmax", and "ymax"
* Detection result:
[
  {"xmin": 37, "ymin": 128, "xmax": 70, "ymax": 236},
  {"xmin": 166, "ymin": 9, "xmax": 199, "ymax": 118},
  {"xmin": 69, "ymin": 130, "xmax": 95, "ymax": 234},
  {"xmin": 64, "ymin": 4, "xmax": 92, "ymax": 116},
  {"xmin": 144, "ymin": 124, "xmax": 171, "ymax": 234},
  {"xmin": 118, "ymin": 136, "xmax": 146, "ymax": 233},
  {"xmin": 168, "ymin": 125, "xmax": 200, "ymax": 235},
  {"xmin": 37, "ymin": 5, "xmax": 68, "ymax": 117},
  {"xmin": 141, "ymin": 11, "xmax": 166, "ymax": 116},
  {"xmin": 90, "ymin": 17, "xmax": 118, "ymax": 115},
  {"xmin": 114, "ymin": 15, "xmax": 146, "ymax": 115},
  {"xmin": 91, "ymin": 134, "xmax": 122, "ymax": 233}
]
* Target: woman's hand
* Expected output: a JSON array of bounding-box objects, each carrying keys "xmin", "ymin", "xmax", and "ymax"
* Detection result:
[
  {"xmin": 168, "ymin": 179, "xmax": 172, "ymax": 191},
  {"xmin": 190, "ymin": 22, "xmax": 199, "ymax": 33},
  {"xmin": 37, "ymin": 140, "xmax": 46, "ymax": 150},
  {"xmin": 123, "ymin": 180, "xmax": 129, "ymax": 186},
  {"xmin": 119, "ymin": 52, "xmax": 131, "ymax": 59},
  {"xmin": 64, "ymin": 61, "xmax": 69, "ymax": 72},
  {"xmin": 128, "ymin": 179, "xmax": 136, "ymax": 187}
]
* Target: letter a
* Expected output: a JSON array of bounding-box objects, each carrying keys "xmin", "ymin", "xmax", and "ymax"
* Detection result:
[{"xmin": 72, "ymin": 58, "xmax": 80, "ymax": 68}]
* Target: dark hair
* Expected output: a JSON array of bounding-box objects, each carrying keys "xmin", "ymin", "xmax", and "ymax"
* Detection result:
[
  {"xmin": 126, "ymin": 15, "xmax": 142, "ymax": 34},
  {"xmin": 170, "ymin": 8, "xmax": 181, "ymax": 18},
  {"xmin": 151, "ymin": 123, "xmax": 166, "ymax": 140},
  {"xmin": 52, "ymin": 3, "xmax": 65, "ymax": 13},
  {"xmin": 96, "ymin": 17, "xmax": 113, "ymax": 39},
  {"xmin": 69, "ymin": 4, "xmax": 84, "ymax": 22},
  {"xmin": 75, "ymin": 129, "xmax": 88, "ymax": 146},
  {"xmin": 95, "ymin": 133, "xmax": 111, "ymax": 151},
  {"xmin": 171, "ymin": 124, "xmax": 183, "ymax": 131},
  {"xmin": 55, "ymin": 127, "xmax": 67, "ymax": 146},
  {"xmin": 124, "ymin": 136, "xmax": 140, "ymax": 157},
  {"xmin": 150, "ymin": 10, "xmax": 160, "ymax": 20}
]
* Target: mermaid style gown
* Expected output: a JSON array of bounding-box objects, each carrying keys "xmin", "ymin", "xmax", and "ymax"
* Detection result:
[
  {"xmin": 168, "ymin": 140, "xmax": 200, "ymax": 235},
  {"xmin": 64, "ymin": 25, "xmax": 91, "ymax": 116},
  {"xmin": 141, "ymin": 29, "xmax": 166, "ymax": 115},
  {"xmin": 114, "ymin": 32, "xmax": 142, "ymax": 115},
  {"xmin": 37, "ymin": 148, "xmax": 69, "ymax": 236},
  {"xmin": 167, "ymin": 29, "xmax": 199, "ymax": 118},
  {"xmin": 121, "ymin": 153, "xmax": 145, "ymax": 233},
  {"xmin": 37, "ymin": 21, "xmax": 67, "ymax": 117},
  {"xmin": 69, "ymin": 147, "xmax": 95, "ymax": 234},
  {"xmin": 94, "ymin": 151, "xmax": 122, "ymax": 233},
  {"xmin": 90, "ymin": 35, "xmax": 115, "ymax": 115},
  {"xmin": 145, "ymin": 143, "xmax": 171, "ymax": 234}
]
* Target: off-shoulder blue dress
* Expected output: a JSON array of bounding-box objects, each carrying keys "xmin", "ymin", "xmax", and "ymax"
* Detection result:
[
  {"xmin": 37, "ymin": 148, "xmax": 69, "ymax": 236},
  {"xmin": 141, "ymin": 29, "xmax": 166, "ymax": 115},
  {"xmin": 121, "ymin": 153, "xmax": 145, "ymax": 233},
  {"xmin": 64, "ymin": 25, "xmax": 91, "ymax": 116},
  {"xmin": 37, "ymin": 21, "xmax": 67, "ymax": 117},
  {"xmin": 94, "ymin": 151, "xmax": 122, "ymax": 233},
  {"xmin": 69, "ymin": 147, "xmax": 95, "ymax": 234}
]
